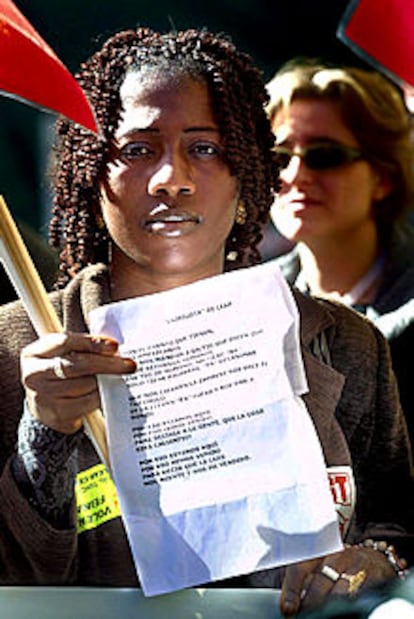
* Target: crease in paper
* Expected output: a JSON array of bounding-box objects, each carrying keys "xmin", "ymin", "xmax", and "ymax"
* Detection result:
[{"xmin": 89, "ymin": 260, "xmax": 342, "ymax": 596}]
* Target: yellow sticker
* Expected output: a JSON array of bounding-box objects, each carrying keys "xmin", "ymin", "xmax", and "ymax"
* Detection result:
[{"xmin": 75, "ymin": 463, "xmax": 121, "ymax": 533}]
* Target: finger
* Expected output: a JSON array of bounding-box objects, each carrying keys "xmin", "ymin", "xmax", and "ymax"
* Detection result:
[
  {"xmin": 299, "ymin": 548, "xmax": 369, "ymax": 612},
  {"xmin": 28, "ymin": 375, "xmax": 100, "ymax": 402},
  {"xmin": 299, "ymin": 566, "xmax": 348, "ymax": 611},
  {"xmin": 281, "ymin": 558, "xmax": 321, "ymax": 616},
  {"xmin": 64, "ymin": 351, "xmax": 136, "ymax": 378},
  {"xmin": 22, "ymin": 349, "xmax": 136, "ymax": 386},
  {"xmin": 22, "ymin": 332, "xmax": 120, "ymax": 359}
]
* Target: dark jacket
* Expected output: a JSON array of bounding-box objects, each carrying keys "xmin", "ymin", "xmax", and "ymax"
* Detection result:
[
  {"xmin": 276, "ymin": 223, "xmax": 414, "ymax": 444},
  {"xmin": 0, "ymin": 264, "xmax": 412, "ymax": 585}
]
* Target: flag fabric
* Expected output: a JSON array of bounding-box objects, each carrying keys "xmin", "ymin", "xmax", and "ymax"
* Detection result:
[
  {"xmin": 0, "ymin": 0, "xmax": 97, "ymax": 133},
  {"xmin": 337, "ymin": 0, "xmax": 414, "ymax": 89}
]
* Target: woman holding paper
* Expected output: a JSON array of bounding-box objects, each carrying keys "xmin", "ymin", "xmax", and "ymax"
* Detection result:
[{"xmin": 0, "ymin": 27, "xmax": 412, "ymax": 616}]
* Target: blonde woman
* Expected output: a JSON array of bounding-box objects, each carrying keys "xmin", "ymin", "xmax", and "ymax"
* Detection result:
[{"xmin": 267, "ymin": 61, "xmax": 414, "ymax": 442}]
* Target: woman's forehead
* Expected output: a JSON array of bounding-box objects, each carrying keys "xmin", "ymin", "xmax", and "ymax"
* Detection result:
[
  {"xmin": 272, "ymin": 99, "xmax": 357, "ymax": 145},
  {"xmin": 116, "ymin": 74, "xmax": 218, "ymax": 137},
  {"xmin": 120, "ymin": 70, "xmax": 209, "ymax": 105},
  {"xmin": 120, "ymin": 65, "xmax": 206, "ymax": 93}
]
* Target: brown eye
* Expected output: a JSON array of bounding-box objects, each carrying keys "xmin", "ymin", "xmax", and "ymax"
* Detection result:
[
  {"xmin": 190, "ymin": 142, "xmax": 222, "ymax": 159},
  {"xmin": 120, "ymin": 143, "xmax": 153, "ymax": 159}
]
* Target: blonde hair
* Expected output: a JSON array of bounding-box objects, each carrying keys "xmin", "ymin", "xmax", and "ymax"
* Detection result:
[{"xmin": 266, "ymin": 61, "xmax": 414, "ymax": 234}]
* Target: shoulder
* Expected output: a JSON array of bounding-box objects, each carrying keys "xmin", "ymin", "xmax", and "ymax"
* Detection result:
[
  {"xmin": 294, "ymin": 291, "xmax": 405, "ymax": 454},
  {"xmin": 293, "ymin": 289, "xmax": 394, "ymax": 411},
  {"xmin": 292, "ymin": 286, "xmax": 384, "ymax": 355},
  {"xmin": 0, "ymin": 298, "xmax": 46, "ymax": 351},
  {"xmin": 55, "ymin": 264, "xmax": 110, "ymax": 332},
  {"xmin": 274, "ymin": 248, "xmax": 300, "ymax": 283},
  {"xmin": 373, "ymin": 295, "xmax": 414, "ymax": 340},
  {"xmin": 0, "ymin": 289, "xmax": 65, "ymax": 364},
  {"xmin": 62, "ymin": 263, "xmax": 109, "ymax": 304},
  {"xmin": 0, "ymin": 263, "xmax": 108, "ymax": 350}
]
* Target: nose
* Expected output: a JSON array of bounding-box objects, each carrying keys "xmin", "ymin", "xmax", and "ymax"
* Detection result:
[
  {"xmin": 148, "ymin": 151, "xmax": 196, "ymax": 197},
  {"xmin": 279, "ymin": 154, "xmax": 312, "ymax": 186}
]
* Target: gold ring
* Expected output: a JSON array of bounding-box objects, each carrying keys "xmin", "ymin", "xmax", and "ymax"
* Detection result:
[
  {"xmin": 340, "ymin": 569, "xmax": 367, "ymax": 595},
  {"xmin": 53, "ymin": 357, "xmax": 66, "ymax": 380},
  {"xmin": 320, "ymin": 565, "xmax": 341, "ymax": 583}
]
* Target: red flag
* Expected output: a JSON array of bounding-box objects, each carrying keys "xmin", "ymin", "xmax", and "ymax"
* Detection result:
[
  {"xmin": 0, "ymin": 0, "xmax": 97, "ymax": 133},
  {"xmin": 337, "ymin": 0, "xmax": 414, "ymax": 89}
]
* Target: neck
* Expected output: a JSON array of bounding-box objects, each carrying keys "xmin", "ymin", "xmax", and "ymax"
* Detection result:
[
  {"xmin": 109, "ymin": 251, "xmax": 225, "ymax": 301},
  {"xmin": 297, "ymin": 226, "xmax": 382, "ymax": 303}
]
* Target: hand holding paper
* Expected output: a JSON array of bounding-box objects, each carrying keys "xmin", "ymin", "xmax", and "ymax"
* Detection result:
[
  {"xmin": 0, "ymin": 195, "xmax": 110, "ymax": 466},
  {"xmin": 90, "ymin": 261, "xmax": 342, "ymax": 595}
]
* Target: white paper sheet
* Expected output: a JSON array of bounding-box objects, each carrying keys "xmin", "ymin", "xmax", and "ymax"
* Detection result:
[{"xmin": 89, "ymin": 260, "xmax": 342, "ymax": 595}]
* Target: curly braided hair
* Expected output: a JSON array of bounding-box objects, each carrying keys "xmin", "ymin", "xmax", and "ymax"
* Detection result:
[{"xmin": 49, "ymin": 27, "xmax": 278, "ymax": 287}]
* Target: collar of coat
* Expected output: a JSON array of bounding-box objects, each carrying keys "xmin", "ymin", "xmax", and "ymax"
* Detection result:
[{"xmin": 58, "ymin": 263, "xmax": 350, "ymax": 467}]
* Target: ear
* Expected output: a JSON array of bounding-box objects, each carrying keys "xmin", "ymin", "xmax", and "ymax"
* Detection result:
[{"xmin": 372, "ymin": 169, "xmax": 392, "ymax": 202}]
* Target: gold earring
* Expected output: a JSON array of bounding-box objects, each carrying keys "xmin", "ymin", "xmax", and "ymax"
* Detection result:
[
  {"xmin": 96, "ymin": 213, "xmax": 106, "ymax": 230},
  {"xmin": 235, "ymin": 202, "xmax": 247, "ymax": 226}
]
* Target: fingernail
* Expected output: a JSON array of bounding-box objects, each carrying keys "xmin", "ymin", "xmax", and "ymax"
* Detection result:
[
  {"xmin": 93, "ymin": 337, "xmax": 118, "ymax": 352},
  {"xmin": 122, "ymin": 359, "xmax": 137, "ymax": 372}
]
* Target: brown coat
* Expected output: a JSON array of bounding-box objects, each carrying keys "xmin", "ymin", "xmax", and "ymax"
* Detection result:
[{"xmin": 0, "ymin": 264, "xmax": 412, "ymax": 585}]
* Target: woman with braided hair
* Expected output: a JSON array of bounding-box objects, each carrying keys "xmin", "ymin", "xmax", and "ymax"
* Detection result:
[
  {"xmin": 0, "ymin": 27, "xmax": 412, "ymax": 617},
  {"xmin": 50, "ymin": 27, "xmax": 273, "ymax": 283}
]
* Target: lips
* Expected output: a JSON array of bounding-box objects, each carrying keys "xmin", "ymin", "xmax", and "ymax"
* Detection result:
[
  {"xmin": 286, "ymin": 194, "xmax": 322, "ymax": 210},
  {"xmin": 141, "ymin": 207, "xmax": 202, "ymax": 237}
]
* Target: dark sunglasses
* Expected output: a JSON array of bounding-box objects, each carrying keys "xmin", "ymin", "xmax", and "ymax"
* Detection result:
[{"xmin": 273, "ymin": 142, "xmax": 365, "ymax": 171}]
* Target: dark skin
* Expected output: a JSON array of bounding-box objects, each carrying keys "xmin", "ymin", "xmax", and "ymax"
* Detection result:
[
  {"xmin": 20, "ymin": 71, "xmax": 395, "ymax": 616},
  {"xmin": 21, "ymin": 77, "xmax": 238, "ymax": 434},
  {"xmin": 281, "ymin": 549, "xmax": 394, "ymax": 615}
]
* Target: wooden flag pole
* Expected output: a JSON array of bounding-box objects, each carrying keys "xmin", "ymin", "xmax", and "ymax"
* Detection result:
[{"xmin": 0, "ymin": 195, "xmax": 110, "ymax": 470}]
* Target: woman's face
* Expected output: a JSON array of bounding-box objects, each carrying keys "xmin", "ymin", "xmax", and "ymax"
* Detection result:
[
  {"xmin": 270, "ymin": 98, "xmax": 389, "ymax": 246},
  {"xmin": 99, "ymin": 73, "xmax": 239, "ymax": 284}
]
